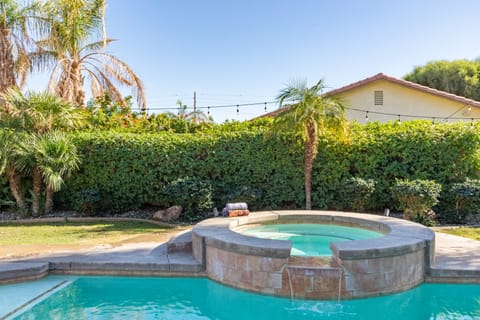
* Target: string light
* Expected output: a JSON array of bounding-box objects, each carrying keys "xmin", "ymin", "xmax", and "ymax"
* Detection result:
[
  {"xmin": 468, "ymin": 105, "xmax": 472, "ymax": 112},
  {"xmin": 135, "ymin": 100, "xmax": 480, "ymax": 122},
  {"xmin": 471, "ymin": 118, "xmax": 475, "ymax": 130}
]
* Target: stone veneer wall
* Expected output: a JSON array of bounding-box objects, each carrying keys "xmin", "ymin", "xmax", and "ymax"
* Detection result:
[
  {"xmin": 194, "ymin": 211, "xmax": 434, "ymax": 300},
  {"xmin": 205, "ymin": 245, "xmax": 427, "ymax": 300}
]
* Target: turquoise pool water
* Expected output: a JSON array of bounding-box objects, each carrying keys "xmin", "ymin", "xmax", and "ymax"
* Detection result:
[
  {"xmin": 2, "ymin": 276, "xmax": 480, "ymax": 319},
  {"xmin": 239, "ymin": 223, "xmax": 383, "ymax": 256}
]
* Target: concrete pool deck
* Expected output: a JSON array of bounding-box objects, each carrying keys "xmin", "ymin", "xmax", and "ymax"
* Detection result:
[{"xmin": 0, "ymin": 213, "xmax": 479, "ymax": 287}]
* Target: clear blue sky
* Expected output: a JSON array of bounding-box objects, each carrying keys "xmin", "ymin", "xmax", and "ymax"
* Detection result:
[{"xmin": 28, "ymin": 0, "xmax": 480, "ymax": 122}]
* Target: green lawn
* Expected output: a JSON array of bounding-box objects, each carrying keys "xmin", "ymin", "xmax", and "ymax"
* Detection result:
[
  {"xmin": 0, "ymin": 220, "xmax": 174, "ymax": 245},
  {"xmin": 437, "ymin": 227, "xmax": 480, "ymax": 241}
]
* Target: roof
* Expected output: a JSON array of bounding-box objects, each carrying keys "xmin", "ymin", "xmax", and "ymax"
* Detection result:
[
  {"xmin": 325, "ymin": 73, "xmax": 480, "ymax": 108},
  {"xmin": 260, "ymin": 73, "xmax": 480, "ymax": 118}
]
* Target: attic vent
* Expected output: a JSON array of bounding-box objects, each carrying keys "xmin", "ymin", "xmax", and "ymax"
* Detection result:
[{"xmin": 374, "ymin": 90, "xmax": 384, "ymax": 106}]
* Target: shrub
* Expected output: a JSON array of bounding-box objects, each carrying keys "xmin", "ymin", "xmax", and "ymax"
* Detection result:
[
  {"xmin": 162, "ymin": 177, "xmax": 214, "ymax": 221},
  {"xmin": 337, "ymin": 177, "xmax": 376, "ymax": 212},
  {"xmin": 441, "ymin": 179, "xmax": 480, "ymax": 224},
  {"xmin": 50, "ymin": 121, "xmax": 480, "ymax": 217},
  {"xmin": 70, "ymin": 189, "xmax": 103, "ymax": 216},
  {"xmin": 391, "ymin": 179, "xmax": 442, "ymax": 223}
]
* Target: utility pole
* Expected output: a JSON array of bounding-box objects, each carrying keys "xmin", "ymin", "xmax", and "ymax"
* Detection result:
[{"xmin": 193, "ymin": 91, "xmax": 197, "ymax": 124}]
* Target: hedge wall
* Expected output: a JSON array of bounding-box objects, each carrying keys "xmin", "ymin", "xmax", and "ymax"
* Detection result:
[{"xmin": 2, "ymin": 120, "xmax": 480, "ymax": 216}]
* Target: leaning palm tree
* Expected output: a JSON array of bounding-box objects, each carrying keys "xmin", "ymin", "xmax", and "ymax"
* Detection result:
[
  {"xmin": 274, "ymin": 79, "xmax": 348, "ymax": 210},
  {"xmin": 31, "ymin": 0, "xmax": 146, "ymax": 111},
  {"xmin": 0, "ymin": 0, "xmax": 46, "ymax": 93}
]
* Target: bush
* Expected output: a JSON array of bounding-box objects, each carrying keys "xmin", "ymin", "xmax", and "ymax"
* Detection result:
[
  {"xmin": 391, "ymin": 179, "xmax": 442, "ymax": 223},
  {"xmin": 336, "ymin": 177, "xmax": 376, "ymax": 212},
  {"xmin": 70, "ymin": 189, "xmax": 103, "ymax": 216},
  {"xmin": 162, "ymin": 177, "xmax": 214, "ymax": 221},
  {"xmin": 440, "ymin": 179, "xmax": 480, "ymax": 224},
  {"xmin": 50, "ymin": 121, "xmax": 480, "ymax": 217}
]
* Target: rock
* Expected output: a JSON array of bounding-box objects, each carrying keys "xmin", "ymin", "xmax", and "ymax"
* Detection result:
[{"xmin": 153, "ymin": 206, "xmax": 182, "ymax": 222}]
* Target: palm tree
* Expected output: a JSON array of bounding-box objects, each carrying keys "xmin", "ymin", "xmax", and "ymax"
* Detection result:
[
  {"xmin": 0, "ymin": 89, "xmax": 84, "ymax": 214},
  {"xmin": 0, "ymin": 0, "xmax": 46, "ymax": 93},
  {"xmin": 31, "ymin": 0, "xmax": 146, "ymax": 111},
  {"xmin": 0, "ymin": 129, "xmax": 26, "ymax": 210},
  {"xmin": 0, "ymin": 88, "xmax": 85, "ymax": 133},
  {"xmin": 275, "ymin": 79, "xmax": 347, "ymax": 210},
  {"xmin": 15, "ymin": 131, "xmax": 80, "ymax": 215}
]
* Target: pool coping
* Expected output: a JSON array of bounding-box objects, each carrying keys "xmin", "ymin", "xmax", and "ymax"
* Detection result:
[
  {"xmin": 193, "ymin": 210, "xmax": 435, "ymax": 266},
  {"xmin": 0, "ymin": 211, "xmax": 479, "ymax": 289}
]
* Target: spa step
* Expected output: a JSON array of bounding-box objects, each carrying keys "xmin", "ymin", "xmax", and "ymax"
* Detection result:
[{"xmin": 167, "ymin": 230, "xmax": 193, "ymax": 254}]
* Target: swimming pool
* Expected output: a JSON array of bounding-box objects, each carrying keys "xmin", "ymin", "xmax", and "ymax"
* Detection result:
[
  {"xmin": 237, "ymin": 223, "xmax": 383, "ymax": 256},
  {"xmin": 2, "ymin": 276, "xmax": 480, "ymax": 319}
]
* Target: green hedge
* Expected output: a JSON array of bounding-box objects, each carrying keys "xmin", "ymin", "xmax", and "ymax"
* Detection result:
[{"xmin": 2, "ymin": 120, "xmax": 479, "ymax": 217}]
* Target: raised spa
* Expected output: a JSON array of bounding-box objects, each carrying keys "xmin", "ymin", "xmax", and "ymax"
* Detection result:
[
  {"xmin": 237, "ymin": 223, "xmax": 383, "ymax": 256},
  {"xmin": 192, "ymin": 210, "xmax": 435, "ymax": 300}
]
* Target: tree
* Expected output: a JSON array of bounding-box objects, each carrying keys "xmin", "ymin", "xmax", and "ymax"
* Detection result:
[
  {"xmin": 15, "ymin": 131, "xmax": 80, "ymax": 214},
  {"xmin": 31, "ymin": 0, "xmax": 146, "ymax": 110},
  {"xmin": 0, "ymin": 130, "xmax": 26, "ymax": 210},
  {"xmin": 274, "ymin": 79, "xmax": 347, "ymax": 210},
  {"xmin": 0, "ymin": 0, "xmax": 46, "ymax": 94},
  {"xmin": 0, "ymin": 89, "xmax": 84, "ymax": 215},
  {"xmin": 404, "ymin": 59, "xmax": 480, "ymax": 101}
]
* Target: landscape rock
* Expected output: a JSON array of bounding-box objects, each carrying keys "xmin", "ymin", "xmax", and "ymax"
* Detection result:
[{"xmin": 153, "ymin": 206, "xmax": 182, "ymax": 222}]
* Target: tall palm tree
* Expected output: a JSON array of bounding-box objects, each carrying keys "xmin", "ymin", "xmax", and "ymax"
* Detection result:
[
  {"xmin": 0, "ymin": 0, "xmax": 46, "ymax": 93},
  {"xmin": 16, "ymin": 131, "xmax": 80, "ymax": 215},
  {"xmin": 275, "ymin": 79, "xmax": 347, "ymax": 210},
  {"xmin": 31, "ymin": 0, "xmax": 146, "ymax": 111}
]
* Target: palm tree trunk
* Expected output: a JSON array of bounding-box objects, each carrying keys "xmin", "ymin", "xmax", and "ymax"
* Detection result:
[
  {"xmin": 32, "ymin": 166, "xmax": 43, "ymax": 216},
  {"xmin": 44, "ymin": 186, "xmax": 54, "ymax": 215},
  {"xmin": 304, "ymin": 122, "xmax": 319, "ymax": 210},
  {"xmin": 0, "ymin": 29, "xmax": 17, "ymax": 93},
  {"xmin": 7, "ymin": 167, "xmax": 26, "ymax": 210}
]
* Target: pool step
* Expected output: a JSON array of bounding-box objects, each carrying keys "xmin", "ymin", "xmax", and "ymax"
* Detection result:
[
  {"xmin": 167, "ymin": 230, "xmax": 193, "ymax": 254},
  {"xmin": 0, "ymin": 262, "xmax": 49, "ymax": 284}
]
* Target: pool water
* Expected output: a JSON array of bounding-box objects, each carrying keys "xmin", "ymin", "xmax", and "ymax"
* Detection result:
[
  {"xmin": 2, "ymin": 276, "xmax": 480, "ymax": 319},
  {"xmin": 238, "ymin": 223, "xmax": 383, "ymax": 256}
]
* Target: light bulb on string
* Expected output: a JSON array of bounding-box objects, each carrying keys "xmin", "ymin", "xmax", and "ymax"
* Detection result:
[
  {"xmin": 471, "ymin": 118, "xmax": 475, "ymax": 130},
  {"xmin": 397, "ymin": 115, "xmax": 401, "ymax": 124},
  {"xmin": 468, "ymin": 105, "xmax": 472, "ymax": 112},
  {"xmin": 207, "ymin": 107, "xmax": 210, "ymax": 116},
  {"xmin": 365, "ymin": 111, "xmax": 369, "ymax": 122},
  {"xmin": 236, "ymin": 105, "xmax": 239, "ymax": 116},
  {"xmin": 431, "ymin": 117, "xmax": 435, "ymax": 128},
  {"xmin": 264, "ymin": 102, "xmax": 267, "ymax": 112}
]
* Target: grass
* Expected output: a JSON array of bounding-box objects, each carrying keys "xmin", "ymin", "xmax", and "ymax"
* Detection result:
[
  {"xmin": 0, "ymin": 220, "xmax": 177, "ymax": 245},
  {"xmin": 437, "ymin": 227, "xmax": 480, "ymax": 241}
]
